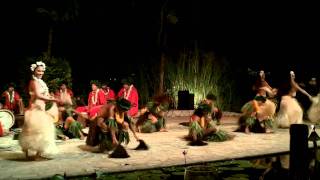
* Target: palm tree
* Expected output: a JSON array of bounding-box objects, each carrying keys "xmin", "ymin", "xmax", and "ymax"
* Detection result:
[
  {"xmin": 157, "ymin": 0, "xmax": 178, "ymax": 95},
  {"xmin": 37, "ymin": 0, "xmax": 79, "ymax": 57}
]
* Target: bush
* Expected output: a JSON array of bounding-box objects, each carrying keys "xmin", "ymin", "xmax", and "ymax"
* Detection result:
[
  {"xmin": 165, "ymin": 49, "xmax": 235, "ymax": 111},
  {"xmin": 17, "ymin": 53, "xmax": 72, "ymax": 106}
]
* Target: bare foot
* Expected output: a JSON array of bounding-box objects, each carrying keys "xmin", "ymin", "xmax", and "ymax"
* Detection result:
[
  {"xmin": 228, "ymin": 134, "xmax": 236, "ymax": 140},
  {"xmin": 265, "ymin": 129, "xmax": 274, "ymax": 133},
  {"xmin": 24, "ymin": 154, "xmax": 36, "ymax": 161},
  {"xmin": 192, "ymin": 134, "xmax": 198, "ymax": 142},
  {"xmin": 112, "ymin": 138, "xmax": 119, "ymax": 146},
  {"xmin": 159, "ymin": 128, "xmax": 168, "ymax": 132},
  {"xmin": 34, "ymin": 153, "xmax": 51, "ymax": 161},
  {"xmin": 34, "ymin": 156, "xmax": 45, "ymax": 161},
  {"xmin": 91, "ymin": 145, "xmax": 101, "ymax": 153},
  {"xmin": 245, "ymin": 127, "xmax": 251, "ymax": 134},
  {"xmin": 24, "ymin": 150, "xmax": 33, "ymax": 161},
  {"xmin": 80, "ymin": 135, "xmax": 85, "ymax": 140},
  {"xmin": 63, "ymin": 135, "xmax": 69, "ymax": 141},
  {"xmin": 34, "ymin": 156, "xmax": 51, "ymax": 161},
  {"xmin": 58, "ymin": 135, "xmax": 69, "ymax": 141}
]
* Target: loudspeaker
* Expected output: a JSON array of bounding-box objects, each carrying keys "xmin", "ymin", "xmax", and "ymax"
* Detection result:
[
  {"xmin": 178, "ymin": 91, "xmax": 194, "ymax": 110},
  {"xmin": 188, "ymin": 93, "xmax": 194, "ymax": 109},
  {"xmin": 178, "ymin": 91, "xmax": 189, "ymax": 110}
]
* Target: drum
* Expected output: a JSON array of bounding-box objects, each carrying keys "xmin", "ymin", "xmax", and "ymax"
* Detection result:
[{"xmin": 0, "ymin": 109, "xmax": 15, "ymax": 130}]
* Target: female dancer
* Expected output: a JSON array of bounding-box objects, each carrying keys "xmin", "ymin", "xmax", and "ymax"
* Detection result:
[
  {"xmin": 308, "ymin": 93, "xmax": 320, "ymax": 124},
  {"xmin": 19, "ymin": 61, "xmax": 60, "ymax": 160},
  {"xmin": 276, "ymin": 71, "xmax": 312, "ymax": 128},
  {"xmin": 238, "ymin": 70, "xmax": 277, "ymax": 133}
]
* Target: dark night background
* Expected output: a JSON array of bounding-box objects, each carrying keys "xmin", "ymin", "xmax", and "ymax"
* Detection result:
[{"xmin": 1, "ymin": 0, "xmax": 319, "ymax": 103}]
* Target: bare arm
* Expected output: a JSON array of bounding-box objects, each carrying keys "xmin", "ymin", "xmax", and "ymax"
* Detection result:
[
  {"xmin": 128, "ymin": 118, "xmax": 139, "ymax": 141},
  {"xmin": 259, "ymin": 87, "xmax": 275, "ymax": 97},
  {"xmin": 97, "ymin": 117, "xmax": 108, "ymax": 132},
  {"xmin": 264, "ymin": 81, "xmax": 273, "ymax": 90},
  {"xmin": 200, "ymin": 117, "xmax": 206, "ymax": 129},
  {"xmin": 291, "ymin": 80, "xmax": 312, "ymax": 99}
]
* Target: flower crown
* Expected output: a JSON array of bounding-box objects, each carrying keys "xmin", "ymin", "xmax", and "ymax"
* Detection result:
[{"xmin": 30, "ymin": 61, "xmax": 46, "ymax": 72}]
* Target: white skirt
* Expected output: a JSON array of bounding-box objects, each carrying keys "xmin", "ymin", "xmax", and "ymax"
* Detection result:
[
  {"xmin": 308, "ymin": 94, "xmax": 320, "ymax": 123},
  {"xmin": 276, "ymin": 96, "xmax": 303, "ymax": 128},
  {"xmin": 19, "ymin": 104, "xmax": 58, "ymax": 155}
]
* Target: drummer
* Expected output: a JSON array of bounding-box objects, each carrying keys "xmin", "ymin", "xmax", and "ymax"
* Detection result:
[{"xmin": 1, "ymin": 82, "xmax": 24, "ymax": 114}]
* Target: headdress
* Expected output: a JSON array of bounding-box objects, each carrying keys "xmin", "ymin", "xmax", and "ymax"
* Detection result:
[
  {"xmin": 254, "ymin": 95, "xmax": 267, "ymax": 102},
  {"xmin": 290, "ymin": 71, "xmax": 295, "ymax": 76},
  {"xmin": 206, "ymin": 93, "xmax": 217, "ymax": 101},
  {"xmin": 30, "ymin": 61, "xmax": 46, "ymax": 72},
  {"xmin": 116, "ymin": 98, "xmax": 132, "ymax": 111},
  {"xmin": 197, "ymin": 103, "xmax": 212, "ymax": 113},
  {"xmin": 90, "ymin": 80, "xmax": 101, "ymax": 87},
  {"xmin": 121, "ymin": 77, "xmax": 133, "ymax": 85},
  {"xmin": 101, "ymin": 81, "xmax": 109, "ymax": 87},
  {"xmin": 6, "ymin": 82, "xmax": 16, "ymax": 89},
  {"xmin": 193, "ymin": 103, "xmax": 211, "ymax": 117}
]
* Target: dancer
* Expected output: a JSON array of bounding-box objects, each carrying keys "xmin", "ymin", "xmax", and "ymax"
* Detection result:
[
  {"xmin": 308, "ymin": 92, "xmax": 320, "ymax": 124},
  {"xmin": 55, "ymin": 110, "xmax": 86, "ymax": 140},
  {"xmin": 54, "ymin": 82, "xmax": 74, "ymax": 121},
  {"xmin": 19, "ymin": 61, "xmax": 60, "ymax": 160},
  {"xmin": 237, "ymin": 70, "xmax": 277, "ymax": 133},
  {"xmin": 86, "ymin": 98, "xmax": 140, "ymax": 152},
  {"xmin": 276, "ymin": 71, "xmax": 312, "ymax": 128},
  {"xmin": 201, "ymin": 93, "xmax": 222, "ymax": 125},
  {"xmin": 188, "ymin": 103, "xmax": 234, "ymax": 146},
  {"xmin": 136, "ymin": 95, "xmax": 169, "ymax": 133}
]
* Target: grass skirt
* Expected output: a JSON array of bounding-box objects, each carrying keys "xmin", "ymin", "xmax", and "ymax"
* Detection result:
[
  {"xmin": 19, "ymin": 106, "xmax": 58, "ymax": 155},
  {"xmin": 205, "ymin": 129, "xmax": 234, "ymax": 142}
]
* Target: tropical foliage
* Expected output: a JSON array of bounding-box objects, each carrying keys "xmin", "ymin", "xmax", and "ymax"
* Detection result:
[
  {"xmin": 165, "ymin": 49, "xmax": 235, "ymax": 110},
  {"xmin": 17, "ymin": 53, "xmax": 72, "ymax": 106}
]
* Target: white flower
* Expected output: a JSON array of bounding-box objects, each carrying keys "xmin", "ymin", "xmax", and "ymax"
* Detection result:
[
  {"xmin": 290, "ymin": 71, "xmax": 295, "ymax": 78},
  {"xmin": 30, "ymin": 61, "xmax": 46, "ymax": 71},
  {"xmin": 36, "ymin": 61, "xmax": 46, "ymax": 71},
  {"xmin": 30, "ymin": 64, "xmax": 37, "ymax": 71}
]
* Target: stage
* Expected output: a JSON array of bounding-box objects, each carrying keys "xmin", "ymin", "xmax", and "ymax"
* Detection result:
[{"xmin": 0, "ymin": 111, "xmax": 318, "ymax": 179}]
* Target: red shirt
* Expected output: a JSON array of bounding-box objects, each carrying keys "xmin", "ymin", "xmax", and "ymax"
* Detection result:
[
  {"xmin": 102, "ymin": 88, "xmax": 116, "ymax": 101},
  {"xmin": 117, "ymin": 85, "xmax": 139, "ymax": 117},
  {"xmin": 88, "ymin": 89, "xmax": 106, "ymax": 109},
  {"xmin": 1, "ymin": 91, "xmax": 20, "ymax": 112}
]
